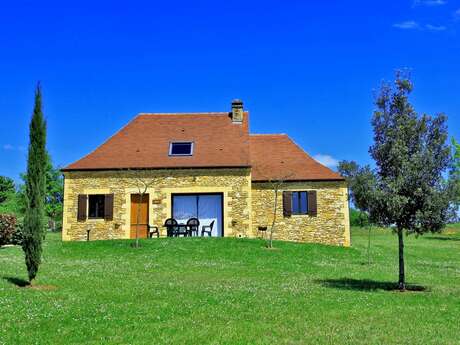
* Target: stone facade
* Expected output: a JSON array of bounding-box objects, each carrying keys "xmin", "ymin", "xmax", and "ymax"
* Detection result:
[
  {"xmin": 62, "ymin": 168, "xmax": 252, "ymax": 241},
  {"xmin": 62, "ymin": 169, "xmax": 350, "ymax": 246},
  {"xmin": 251, "ymin": 181, "xmax": 350, "ymax": 246}
]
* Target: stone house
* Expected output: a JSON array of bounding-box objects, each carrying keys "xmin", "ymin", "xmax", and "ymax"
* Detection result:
[{"xmin": 62, "ymin": 100, "xmax": 350, "ymax": 246}]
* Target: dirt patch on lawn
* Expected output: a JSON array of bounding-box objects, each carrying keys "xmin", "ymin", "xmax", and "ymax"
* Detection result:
[
  {"xmin": 26, "ymin": 284, "xmax": 57, "ymax": 291},
  {"xmin": 263, "ymin": 246, "xmax": 281, "ymax": 251}
]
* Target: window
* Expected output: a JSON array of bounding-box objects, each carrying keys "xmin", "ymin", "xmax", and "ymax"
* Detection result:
[
  {"xmin": 169, "ymin": 142, "xmax": 193, "ymax": 156},
  {"xmin": 292, "ymin": 191, "xmax": 308, "ymax": 215},
  {"xmin": 77, "ymin": 194, "xmax": 113, "ymax": 221},
  {"xmin": 88, "ymin": 195, "xmax": 105, "ymax": 218},
  {"xmin": 283, "ymin": 191, "xmax": 317, "ymax": 217}
]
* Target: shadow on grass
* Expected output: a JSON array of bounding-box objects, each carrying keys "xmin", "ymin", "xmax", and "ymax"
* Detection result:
[
  {"xmin": 317, "ymin": 278, "xmax": 427, "ymax": 292},
  {"xmin": 423, "ymin": 236, "xmax": 460, "ymax": 242},
  {"xmin": 2, "ymin": 276, "xmax": 30, "ymax": 287}
]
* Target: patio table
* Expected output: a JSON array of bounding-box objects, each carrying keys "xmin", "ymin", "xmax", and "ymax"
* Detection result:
[
  {"xmin": 175, "ymin": 224, "xmax": 189, "ymax": 237},
  {"xmin": 164, "ymin": 221, "xmax": 200, "ymax": 237}
]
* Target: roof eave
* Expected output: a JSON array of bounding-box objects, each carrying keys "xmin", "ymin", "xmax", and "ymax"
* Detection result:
[
  {"xmin": 251, "ymin": 178, "xmax": 345, "ymax": 183},
  {"xmin": 61, "ymin": 165, "xmax": 252, "ymax": 173}
]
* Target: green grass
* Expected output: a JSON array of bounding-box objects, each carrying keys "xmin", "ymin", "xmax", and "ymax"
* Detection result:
[{"xmin": 1, "ymin": 227, "xmax": 459, "ymax": 345}]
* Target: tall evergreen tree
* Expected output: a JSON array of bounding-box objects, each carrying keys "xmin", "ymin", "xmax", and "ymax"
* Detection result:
[
  {"xmin": 20, "ymin": 153, "xmax": 64, "ymax": 231},
  {"xmin": 369, "ymin": 72, "xmax": 456, "ymax": 290},
  {"xmin": 22, "ymin": 83, "xmax": 47, "ymax": 283}
]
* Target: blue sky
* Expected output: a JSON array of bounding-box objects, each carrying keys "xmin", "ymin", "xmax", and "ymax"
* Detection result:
[{"xmin": 1, "ymin": 0, "xmax": 459, "ymax": 183}]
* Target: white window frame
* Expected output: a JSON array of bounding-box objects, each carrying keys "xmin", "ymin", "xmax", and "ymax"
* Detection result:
[{"xmin": 169, "ymin": 142, "xmax": 194, "ymax": 156}]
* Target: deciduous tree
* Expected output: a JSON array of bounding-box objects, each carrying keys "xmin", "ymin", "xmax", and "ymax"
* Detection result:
[
  {"xmin": 0, "ymin": 176, "xmax": 21, "ymax": 216},
  {"xmin": 338, "ymin": 161, "xmax": 376, "ymax": 264},
  {"xmin": 369, "ymin": 71, "xmax": 456, "ymax": 290},
  {"xmin": 0, "ymin": 176, "xmax": 15, "ymax": 204}
]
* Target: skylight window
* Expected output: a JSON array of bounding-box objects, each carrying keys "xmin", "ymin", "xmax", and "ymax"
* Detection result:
[{"xmin": 169, "ymin": 142, "xmax": 194, "ymax": 156}]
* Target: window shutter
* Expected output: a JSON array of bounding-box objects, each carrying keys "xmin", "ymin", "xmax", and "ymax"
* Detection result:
[
  {"xmin": 77, "ymin": 194, "xmax": 87, "ymax": 221},
  {"xmin": 104, "ymin": 194, "xmax": 114, "ymax": 221},
  {"xmin": 282, "ymin": 191, "xmax": 292, "ymax": 217},
  {"xmin": 308, "ymin": 191, "xmax": 318, "ymax": 217}
]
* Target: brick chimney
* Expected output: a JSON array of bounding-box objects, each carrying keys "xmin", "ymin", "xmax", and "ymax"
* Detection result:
[{"xmin": 231, "ymin": 99, "xmax": 243, "ymax": 123}]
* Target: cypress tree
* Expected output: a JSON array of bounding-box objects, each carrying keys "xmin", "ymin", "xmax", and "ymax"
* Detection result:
[{"xmin": 22, "ymin": 83, "xmax": 47, "ymax": 283}]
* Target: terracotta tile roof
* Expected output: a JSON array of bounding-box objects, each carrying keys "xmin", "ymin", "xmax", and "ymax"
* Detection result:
[
  {"xmin": 63, "ymin": 111, "xmax": 343, "ymax": 181},
  {"xmin": 63, "ymin": 112, "xmax": 250, "ymax": 170},
  {"xmin": 249, "ymin": 134, "xmax": 344, "ymax": 181}
]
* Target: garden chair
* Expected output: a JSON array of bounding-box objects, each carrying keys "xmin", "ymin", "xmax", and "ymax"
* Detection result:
[
  {"xmin": 186, "ymin": 218, "xmax": 200, "ymax": 237},
  {"xmin": 201, "ymin": 220, "xmax": 215, "ymax": 237},
  {"xmin": 257, "ymin": 226, "xmax": 268, "ymax": 239},
  {"xmin": 148, "ymin": 225, "xmax": 159, "ymax": 238},
  {"xmin": 164, "ymin": 218, "xmax": 178, "ymax": 237}
]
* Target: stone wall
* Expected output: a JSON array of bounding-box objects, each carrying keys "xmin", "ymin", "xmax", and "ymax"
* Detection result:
[
  {"xmin": 62, "ymin": 168, "xmax": 252, "ymax": 241},
  {"xmin": 251, "ymin": 181, "xmax": 350, "ymax": 246},
  {"xmin": 63, "ymin": 169, "xmax": 349, "ymax": 246}
]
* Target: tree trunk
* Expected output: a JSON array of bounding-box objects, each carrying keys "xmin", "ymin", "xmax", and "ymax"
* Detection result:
[
  {"xmin": 398, "ymin": 228, "xmax": 405, "ymax": 291},
  {"xmin": 268, "ymin": 188, "xmax": 278, "ymax": 248},
  {"xmin": 367, "ymin": 225, "xmax": 371, "ymax": 265}
]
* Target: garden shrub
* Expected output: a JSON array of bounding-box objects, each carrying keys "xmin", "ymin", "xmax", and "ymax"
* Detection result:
[
  {"xmin": 0, "ymin": 214, "xmax": 17, "ymax": 245},
  {"xmin": 11, "ymin": 220, "xmax": 24, "ymax": 245}
]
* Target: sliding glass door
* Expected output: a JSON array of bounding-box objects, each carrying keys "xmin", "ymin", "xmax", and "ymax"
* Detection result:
[{"xmin": 172, "ymin": 194, "xmax": 223, "ymax": 237}]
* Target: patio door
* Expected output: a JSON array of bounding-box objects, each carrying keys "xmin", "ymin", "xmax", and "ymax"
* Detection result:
[
  {"xmin": 172, "ymin": 194, "xmax": 223, "ymax": 237},
  {"xmin": 130, "ymin": 194, "xmax": 149, "ymax": 239}
]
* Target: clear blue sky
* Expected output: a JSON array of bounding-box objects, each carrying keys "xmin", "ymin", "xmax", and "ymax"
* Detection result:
[{"xmin": 1, "ymin": 0, "xmax": 459, "ymax": 183}]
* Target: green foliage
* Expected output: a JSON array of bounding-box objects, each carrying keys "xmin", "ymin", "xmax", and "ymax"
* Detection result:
[
  {"xmin": 369, "ymin": 71, "xmax": 457, "ymax": 289},
  {"xmin": 0, "ymin": 176, "xmax": 21, "ymax": 216},
  {"xmin": 350, "ymin": 208, "xmax": 370, "ymax": 227},
  {"xmin": 452, "ymin": 138, "xmax": 460, "ymax": 162},
  {"xmin": 0, "ymin": 160, "xmax": 62, "ymax": 224},
  {"xmin": 370, "ymin": 71, "xmax": 456, "ymax": 233},
  {"xmin": 338, "ymin": 160, "xmax": 376, "ymax": 215},
  {"xmin": 22, "ymin": 83, "xmax": 47, "ymax": 282},
  {"xmin": 0, "ymin": 176, "xmax": 15, "ymax": 204},
  {"xmin": 0, "ymin": 189, "xmax": 22, "ymax": 216},
  {"xmin": 1, "ymin": 231, "xmax": 459, "ymax": 344},
  {"xmin": 44, "ymin": 156, "xmax": 63, "ymax": 229},
  {"xmin": 452, "ymin": 138, "xmax": 460, "ymax": 205},
  {"xmin": 20, "ymin": 153, "xmax": 63, "ymax": 230}
]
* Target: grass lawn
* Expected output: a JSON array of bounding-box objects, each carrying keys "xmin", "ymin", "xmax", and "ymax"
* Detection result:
[{"xmin": 1, "ymin": 226, "xmax": 459, "ymax": 345}]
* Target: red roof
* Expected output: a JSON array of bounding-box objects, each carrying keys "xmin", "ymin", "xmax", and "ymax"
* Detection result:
[
  {"xmin": 249, "ymin": 134, "xmax": 344, "ymax": 181},
  {"xmin": 63, "ymin": 111, "xmax": 343, "ymax": 181},
  {"xmin": 64, "ymin": 113, "xmax": 250, "ymax": 170}
]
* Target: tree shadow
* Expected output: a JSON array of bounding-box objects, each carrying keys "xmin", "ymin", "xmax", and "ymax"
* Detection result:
[
  {"xmin": 317, "ymin": 278, "xmax": 427, "ymax": 292},
  {"xmin": 2, "ymin": 276, "xmax": 30, "ymax": 287},
  {"xmin": 423, "ymin": 237, "xmax": 460, "ymax": 242}
]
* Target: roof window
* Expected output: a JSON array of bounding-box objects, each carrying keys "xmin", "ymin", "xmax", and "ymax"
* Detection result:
[{"xmin": 169, "ymin": 142, "xmax": 193, "ymax": 156}]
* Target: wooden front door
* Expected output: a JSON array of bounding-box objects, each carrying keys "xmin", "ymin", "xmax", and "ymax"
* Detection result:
[{"xmin": 130, "ymin": 194, "xmax": 149, "ymax": 239}]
